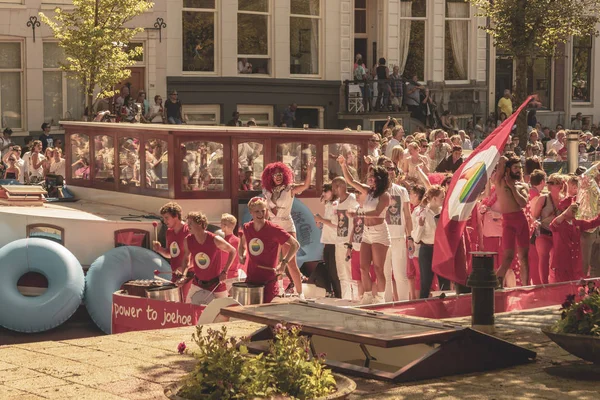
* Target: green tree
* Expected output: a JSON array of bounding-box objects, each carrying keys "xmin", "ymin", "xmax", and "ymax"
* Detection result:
[
  {"xmin": 469, "ymin": 0, "xmax": 600, "ymax": 144},
  {"xmin": 40, "ymin": 0, "xmax": 153, "ymax": 116}
]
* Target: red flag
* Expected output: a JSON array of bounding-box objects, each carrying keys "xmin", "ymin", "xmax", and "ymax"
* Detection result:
[{"xmin": 432, "ymin": 96, "xmax": 534, "ymax": 284}]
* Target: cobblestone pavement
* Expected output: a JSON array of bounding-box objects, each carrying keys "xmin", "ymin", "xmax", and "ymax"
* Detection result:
[{"xmin": 1, "ymin": 307, "xmax": 599, "ymax": 399}]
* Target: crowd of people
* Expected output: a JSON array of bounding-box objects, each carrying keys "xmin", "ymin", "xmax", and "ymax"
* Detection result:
[
  {"xmin": 0, "ymin": 124, "xmax": 65, "ymax": 184},
  {"xmin": 312, "ymin": 115, "xmax": 600, "ymax": 304}
]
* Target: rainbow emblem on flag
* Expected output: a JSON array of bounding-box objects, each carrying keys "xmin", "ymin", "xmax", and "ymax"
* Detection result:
[{"xmin": 458, "ymin": 161, "xmax": 487, "ymax": 204}]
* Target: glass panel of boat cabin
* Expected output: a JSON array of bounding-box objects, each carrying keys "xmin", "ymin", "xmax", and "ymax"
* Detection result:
[
  {"xmin": 118, "ymin": 137, "xmax": 141, "ymax": 187},
  {"xmin": 145, "ymin": 138, "xmax": 168, "ymax": 190},
  {"xmin": 93, "ymin": 135, "xmax": 115, "ymax": 183},
  {"xmin": 322, "ymin": 143, "xmax": 359, "ymax": 184},
  {"xmin": 237, "ymin": 141, "xmax": 263, "ymax": 191},
  {"xmin": 276, "ymin": 142, "xmax": 316, "ymax": 188},
  {"xmin": 181, "ymin": 140, "xmax": 224, "ymax": 192},
  {"xmin": 70, "ymin": 133, "xmax": 90, "ymax": 181}
]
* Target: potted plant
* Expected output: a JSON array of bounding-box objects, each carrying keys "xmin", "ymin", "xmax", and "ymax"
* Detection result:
[
  {"xmin": 542, "ymin": 280, "xmax": 600, "ymax": 364},
  {"xmin": 166, "ymin": 324, "xmax": 356, "ymax": 399}
]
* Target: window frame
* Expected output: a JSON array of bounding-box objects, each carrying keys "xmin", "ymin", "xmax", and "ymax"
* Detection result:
[
  {"xmin": 26, "ymin": 224, "xmax": 65, "ymax": 245},
  {"xmin": 398, "ymin": 0, "xmax": 427, "ymax": 82},
  {"xmin": 0, "ymin": 40, "xmax": 24, "ymax": 130},
  {"xmin": 444, "ymin": 0, "xmax": 471, "ymax": 83},
  {"xmin": 289, "ymin": 0, "xmax": 322, "ymax": 78},
  {"xmin": 572, "ymin": 35, "xmax": 593, "ymax": 104},
  {"xmin": 182, "ymin": 0, "xmax": 219, "ymax": 75},
  {"xmin": 42, "ymin": 41, "xmax": 85, "ymax": 130},
  {"xmin": 237, "ymin": 104, "xmax": 273, "ymax": 126},
  {"xmin": 183, "ymin": 104, "xmax": 221, "ymax": 125},
  {"xmin": 237, "ymin": 0, "xmax": 272, "ymax": 76}
]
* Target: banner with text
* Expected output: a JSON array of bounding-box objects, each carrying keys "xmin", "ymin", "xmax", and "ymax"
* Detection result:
[{"xmin": 112, "ymin": 292, "xmax": 206, "ymax": 334}]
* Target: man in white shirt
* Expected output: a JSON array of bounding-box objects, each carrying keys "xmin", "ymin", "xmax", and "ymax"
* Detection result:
[
  {"xmin": 385, "ymin": 125, "xmax": 405, "ymax": 158},
  {"xmin": 381, "ymin": 157, "xmax": 413, "ymax": 301}
]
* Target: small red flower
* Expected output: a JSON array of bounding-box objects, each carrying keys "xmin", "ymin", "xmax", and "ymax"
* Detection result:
[{"xmin": 177, "ymin": 342, "xmax": 187, "ymax": 354}]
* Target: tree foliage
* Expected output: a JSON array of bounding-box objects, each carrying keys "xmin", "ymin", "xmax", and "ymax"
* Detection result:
[
  {"xmin": 469, "ymin": 0, "xmax": 600, "ymax": 142},
  {"xmin": 40, "ymin": 0, "xmax": 154, "ymax": 113}
]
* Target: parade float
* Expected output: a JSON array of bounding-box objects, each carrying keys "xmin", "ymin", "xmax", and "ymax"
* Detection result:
[{"xmin": 0, "ymin": 122, "xmax": 373, "ymax": 334}]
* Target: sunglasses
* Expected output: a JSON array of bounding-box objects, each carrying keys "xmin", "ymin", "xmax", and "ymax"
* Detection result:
[
  {"xmin": 386, "ymin": 167, "xmax": 396, "ymax": 172},
  {"xmin": 273, "ymin": 172, "xmax": 283, "ymax": 178}
]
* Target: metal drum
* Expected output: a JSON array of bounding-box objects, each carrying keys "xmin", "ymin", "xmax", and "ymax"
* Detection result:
[
  {"xmin": 146, "ymin": 284, "xmax": 182, "ymax": 303},
  {"xmin": 231, "ymin": 282, "xmax": 264, "ymax": 305}
]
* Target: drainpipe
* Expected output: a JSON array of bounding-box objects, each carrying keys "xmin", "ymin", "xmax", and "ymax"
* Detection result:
[{"xmin": 567, "ymin": 130, "xmax": 580, "ymax": 174}]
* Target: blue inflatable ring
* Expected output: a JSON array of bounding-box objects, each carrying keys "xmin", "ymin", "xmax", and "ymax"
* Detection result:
[
  {"xmin": 241, "ymin": 198, "xmax": 323, "ymax": 268},
  {"xmin": 85, "ymin": 246, "xmax": 171, "ymax": 334},
  {"xmin": 0, "ymin": 238, "xmax": 85, "ymax": 333}
]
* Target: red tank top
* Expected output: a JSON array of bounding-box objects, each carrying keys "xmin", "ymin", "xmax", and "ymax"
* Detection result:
[
  {"xmin": 186, "ymin": 231, "xmax": 222, "ymax": 281},
  {"xmin": 166, "ymin": 224, "xmax": 189, "ymax": 271}
]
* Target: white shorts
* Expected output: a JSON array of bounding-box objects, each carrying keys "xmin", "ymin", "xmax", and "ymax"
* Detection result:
[
  {"xmin": 270, "ymin": 216, "xmax": 296, "ymax": 233},
  {"xmin": 362, "ymin": 223, "xmax": 391, "ymax": 246}
]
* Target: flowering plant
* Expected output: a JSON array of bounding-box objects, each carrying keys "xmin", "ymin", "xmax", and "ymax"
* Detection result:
[
  {"xmin": 553, "ymin": 281, "xmax": 600, "ymax": 337},
  {"xmin": 177, "ymin": 324, "xmax": 336, "ymax": 400}
]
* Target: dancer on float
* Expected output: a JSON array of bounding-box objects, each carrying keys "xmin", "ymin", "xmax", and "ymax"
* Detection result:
[
  {"xmin": 494, "ymin": 154, "xmax": 530, "ymax": 287},
  {"xmin": 313, "ymin": 183, "xmax": 342, "ymax": 298},
  {"xmin": 531, "ymin": 173, "xmax": 563, "ymax": 284},
  {"xmin": 379, "ymin": 156, "xmax": 413, "ymax": 301},
  {"xmin": 153, "ymin": 202, "xmax": 189, "ymax": 282},
  {"xmin": 549, "ymin": 202, "xmax": 600, "ymax": 283},
  {"xmin": 261, "ymin": 159, "xmax": 314, "ymax": 297},
  {"xmin": 238, "ymin": 197, "xmax": 300, "ymax": 303},
  {"xmin": 181, "ymin": 212, "xmax": 236, "ymax": 304},
  {"xmin": 338, "ymin": 155, "xmax": 390, "ymax": 304},
  {"xmin": 414, "ymin": 185, "xmax": 449, "ymax": 298}
]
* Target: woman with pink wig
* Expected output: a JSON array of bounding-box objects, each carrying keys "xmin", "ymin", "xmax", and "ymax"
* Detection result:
[{"xmin": 261, "ymin": 159, "xmax": 315, "ymax": 298}]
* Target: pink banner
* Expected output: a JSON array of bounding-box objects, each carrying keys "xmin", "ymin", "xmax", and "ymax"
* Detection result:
[
  {"xmin": 366, "ymin": 279, "xmax": 600, "ymax": 319},
  {"xmin": 112, "ymin": 292, "xmax": 205, "ymax": 334}
]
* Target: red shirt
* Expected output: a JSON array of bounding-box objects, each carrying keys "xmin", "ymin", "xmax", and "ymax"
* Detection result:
[
  {"xmin": 166, "ymin": 224, "xmax": 189, "ymax": 271},
  {"xmin": 243, "ymin": 221, "xmax": 290, "ymax": 284},
  {"xmin": 549, "ymin": 215, "xmax": 600, "ymax": 283},
  {"xmin": 186, "ymin": 231, "xmax": 222, "ymax": 281},
  {"xmin": 221, "ymin": 234, "xmax": 242, "ymax": 278}
]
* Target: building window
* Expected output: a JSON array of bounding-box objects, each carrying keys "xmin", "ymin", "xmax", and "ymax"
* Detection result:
[
  {"xmin": 183, "ymin": 104, "xmax": 220, "ymax": 125},
  {"xmin": 0, "ymin": 42, "xmax": 22, "ymax": 129},
  {"xmin": 529, "ymin": 57, "xmax": 552, "ymax": 110},
  {"xmin": 237, "ymin": 105, "xmax": 272, "ymax": 126},
  {"xmin": 290, "ymin": 0, "xmax": 320, "ymax": 75},
  {"xmin": 43, "ymin": 42, "xmax": 85, "ymax": 127},
  {"xmin": 399, "ymin": 0, "xmax": 426, "ymax": 80},
  {"xmin": 183, "ymin": 0, "xmax": 216, "ymax": 72},
  {"xmin": 445, "ymin": 0, "xmax": 469, "ymax": 81},
  {"xmin": 238, "ymin": 0, "xmax": 270, "ymax": 74},
  {"xmin": 572, "ymin": 35, "xmax": 592, "ymax": 102},
  {"xmin": 27, "ymin": 224, "xmax": 64, "ymax": 245}
]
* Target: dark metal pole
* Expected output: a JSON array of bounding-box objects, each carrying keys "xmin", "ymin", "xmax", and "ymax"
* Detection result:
[{"xmin": 466, "ymin": 251, "xmax": 498, "ymax": 334}]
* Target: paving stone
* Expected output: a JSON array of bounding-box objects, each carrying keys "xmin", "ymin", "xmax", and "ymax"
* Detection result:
[
  {"xmin": 0, "ymin": 367, "xmax": 44, "ymax": 382},
  {"xmin": 63, "ymin": 370, "xmax": 127, "ymax": 386},
  {"xmin": 4, "ymin": 375, "xmax": 69, "ymax": 391},
  {"xmin": 91, "ymin": 378, "xmax": 164, "ymax": 395},
  {"xmin": 33, "ymin": 383, "xmax": 90, "ymax": 399}
]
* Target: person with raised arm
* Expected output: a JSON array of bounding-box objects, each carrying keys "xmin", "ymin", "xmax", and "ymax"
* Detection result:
[{"xmin": 337, "ymin": 154, "xmax": 390, "ymax": 304}]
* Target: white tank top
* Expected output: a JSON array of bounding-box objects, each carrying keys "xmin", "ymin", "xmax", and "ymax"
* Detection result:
[
  {"xmin": 264, "ymin": 186, "xmax": 294, "ymax": 221},
  {"xmin": 363, "ymin": 192, "xmax": 387, "ymax": 218}
]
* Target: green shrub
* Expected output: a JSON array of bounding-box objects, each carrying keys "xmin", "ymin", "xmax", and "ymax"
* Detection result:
[
  {"xmin": 553, "ymin": 281, "xmax": 600, "ymax": 337},
  {"xmin": 178, "ymin": 324, "xmax": 336, "ymax": 400}
]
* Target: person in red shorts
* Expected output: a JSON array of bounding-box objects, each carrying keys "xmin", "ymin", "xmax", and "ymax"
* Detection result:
[
  {"xmin": 220, "ymin": 213, "xmax": 244, "ymax": 290},
  {"xmin": 182, "ymin": 212, "xmax": 236, "ymax": 304},
  {"xmin": 238, "ymin": 197, "xmax": 300, "ymax": 303},
  {"xmin": 153, "ymin": 202, "xmax": 189, "ymax": 281},
  {"xmin": 494, "ymin": 154, "xmax": 530, "ymax": 287},
  {"xmin": 549, "ymin": 203, "xmax": 600, "ymax": 283}
]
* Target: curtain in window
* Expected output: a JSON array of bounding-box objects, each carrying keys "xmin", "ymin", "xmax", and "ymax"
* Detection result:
[
  {"xmin": 398, "ymin": 2, "xmax": 412, "ymax": 75},
  {"xmin": 309, "ymin": 0, "xmax": 319, "ymax": 74},
  {"xmin": 447, "ymin": 2, "xmax": 468, "ymax": 80}
]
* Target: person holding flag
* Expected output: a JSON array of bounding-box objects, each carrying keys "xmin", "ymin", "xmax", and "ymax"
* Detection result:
[{"xmin": 494, "ymin": 154, "xmax": 530, "ymax": 287}]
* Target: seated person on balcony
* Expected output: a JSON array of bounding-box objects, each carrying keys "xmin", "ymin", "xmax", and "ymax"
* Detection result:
[
  {"xmin": 240, "ymin": 166, "xmax": 254, "ymax": 191},
  {"xmin": 49, "ymin": 148, "xmax": 66, "ymax": 177},
  {"xmin": 238, "ymin": 58, "xmax": 253, "ymax": 74},
  {"xmin": 71, "ymin": 157, "xmax": 90, "ymax": 180},
  {"xmin": 23, "ymin": 140, "xmax": 45, "ymax": 184},
  {"xmin": 121, "ymin": 154, "xmax": 139, "ymax": 185},
  {"xmin": 375, "ymin": 58, "xmax": 389, "ymax": 111},
  {"xmin": 120, "ymin": 96, "xmax": 137, "ymax": 123},
  {"xmin": 2, "ymin": 145, "xmax": 24, "ymax": 183}
]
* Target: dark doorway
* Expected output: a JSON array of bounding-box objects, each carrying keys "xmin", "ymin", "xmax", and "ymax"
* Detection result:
[
  {"xmin": 354, "ymin": 39, "xmax": 367, "ymax": 69},
  {"xmin": 495, "ymin": 58, "xmax": 513, "ymax": 111},
  {"xmin": 295, "ymin": 108, "xmax": 320, "ymax": 129}
]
